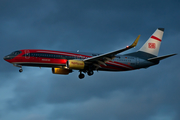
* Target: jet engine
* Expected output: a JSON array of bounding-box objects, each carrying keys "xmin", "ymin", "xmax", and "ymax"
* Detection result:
[
  {"xmin": 66, "ymin": 60, "xmax": 85, "ymax": 70},
  {"xmin": 52, "ymin": 68, "xmax": 72, "ymax": 75}
]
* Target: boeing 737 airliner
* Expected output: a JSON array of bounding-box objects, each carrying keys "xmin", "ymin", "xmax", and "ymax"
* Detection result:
[{"xmin": 4, "ymin": 28, "xmax": 176, "ymax": 79}]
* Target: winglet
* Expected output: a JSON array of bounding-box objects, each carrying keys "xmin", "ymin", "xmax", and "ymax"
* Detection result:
[{"xmin": 129, "ymin": 35, "xmax": 140, "ymax": 48}]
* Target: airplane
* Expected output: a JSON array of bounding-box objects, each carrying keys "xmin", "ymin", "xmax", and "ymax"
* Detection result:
[{"xmin": 3, "ymin": 28, "xmax": 176, "ymax": 79}]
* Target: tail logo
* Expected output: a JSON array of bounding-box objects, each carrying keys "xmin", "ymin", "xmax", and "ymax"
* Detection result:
[{"xmin": 148, "ymin": 43, "xmax": 156, "ymax": 49}]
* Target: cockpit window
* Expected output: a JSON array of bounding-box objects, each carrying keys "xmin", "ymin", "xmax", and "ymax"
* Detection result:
[{"xmin": 9, "ymin": 51, "xmax": 22, "ymax": 56}]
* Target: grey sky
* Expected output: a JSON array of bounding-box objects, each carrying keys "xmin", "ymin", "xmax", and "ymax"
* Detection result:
[{"xmin": 0, "ymin": 0, "xmax": 180, "ymax": 120}]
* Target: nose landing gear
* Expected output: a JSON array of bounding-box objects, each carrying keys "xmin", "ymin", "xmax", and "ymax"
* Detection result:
[
  {"xmin": 19, "ymin": 68, "xmax": 23, "ymax": 73},
  {"xmin": 13, "ymin": 64, "xmax": 23, "ymax": 73}
]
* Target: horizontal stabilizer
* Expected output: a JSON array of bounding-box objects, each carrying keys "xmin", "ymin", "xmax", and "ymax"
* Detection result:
[{"xmin": 148, "ymin": 54, "xmax": 177, "ymax": 61}]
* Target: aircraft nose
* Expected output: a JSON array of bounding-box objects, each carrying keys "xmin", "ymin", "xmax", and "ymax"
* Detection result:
[{"xmin": 3, "ymin": 55, "xmax": 10, "ymax": 60}]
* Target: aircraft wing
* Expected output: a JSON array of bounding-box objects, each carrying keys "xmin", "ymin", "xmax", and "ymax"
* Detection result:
[{"xmin": 83, "ymin": 35, "xmax": 140, "ymax": 68}]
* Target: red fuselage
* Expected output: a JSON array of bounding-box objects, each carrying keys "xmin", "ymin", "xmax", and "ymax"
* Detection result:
[{"xmin": 4, "ymin": 49, "xmax": 135, "ymax": 71}]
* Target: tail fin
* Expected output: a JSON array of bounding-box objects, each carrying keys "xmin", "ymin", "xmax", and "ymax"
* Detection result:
[{"xmin": 139, "ymin": 28, "xmax": 164, "ymax": 56}]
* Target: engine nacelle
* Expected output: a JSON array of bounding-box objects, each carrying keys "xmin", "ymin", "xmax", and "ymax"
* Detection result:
[
  {"xmin": 52, "ymin": 68, "xmax": 72, "ymax": 75},
  {"xmin": 66, "ymin": 60, "xmax": 85, "ymax": 70}
]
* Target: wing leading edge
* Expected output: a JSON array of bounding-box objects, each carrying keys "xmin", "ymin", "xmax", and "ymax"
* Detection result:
[{"xmin": 83, "ymin": 35, "xmax": 140, "ymax": 68}]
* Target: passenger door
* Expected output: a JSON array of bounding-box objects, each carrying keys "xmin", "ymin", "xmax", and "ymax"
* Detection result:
[{"xmin": 25, "ymin": 50, "xmax": 30, "ymax": 59}]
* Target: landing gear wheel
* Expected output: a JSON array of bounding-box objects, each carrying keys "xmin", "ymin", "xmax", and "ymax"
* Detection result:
[
  {"xmin": 79, "ymin": 73, "xmax": 85, "ymax": 79},
  {"xmin": 87, "ymin": 71, "xmax": 94, "ymax": 76},
  {"xmin": 19, "ymin": 69, "xmax": 23, "ymax": 73}
]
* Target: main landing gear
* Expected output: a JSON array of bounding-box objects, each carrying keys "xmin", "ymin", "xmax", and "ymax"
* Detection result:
[
  {"xmin": 87, "ymin": 70, "xmax": 94, "ymax": 76},
  {"xmin": 78, "ymin": 70, "xmax": 94, "ymax": 79},
  {"xmin": 79, "ymin": 73, "xmax": 85, "ymax": 79}
]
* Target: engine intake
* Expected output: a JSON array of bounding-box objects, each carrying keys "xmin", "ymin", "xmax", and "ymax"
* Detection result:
[
  {"xmin": 52, "ymin": 68, "xmax": 72, "ymax": 75},
  {"xmin": 66, "ymin": 60, "xmax": 85, "ymax": 70}
]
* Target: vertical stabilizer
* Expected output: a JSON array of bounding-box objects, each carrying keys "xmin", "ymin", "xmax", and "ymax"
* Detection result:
[{"xmin": 139, "ymin": 28, "xmax": 164, "ymax": 56}]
